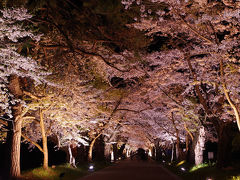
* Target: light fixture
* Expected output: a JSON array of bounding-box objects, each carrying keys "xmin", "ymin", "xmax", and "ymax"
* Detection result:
[
  {"xmin": 180, "ymin": 167, "xmax": 186, "ymax": 171},
  {"xmin": 89, "ymin": 164, "xmax": 94, "ymax": 171}
]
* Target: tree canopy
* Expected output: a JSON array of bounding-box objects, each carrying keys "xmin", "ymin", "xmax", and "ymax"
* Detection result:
[{"xmin": 1, "ymin": 0, "xmax": 240, "ymax": 174}]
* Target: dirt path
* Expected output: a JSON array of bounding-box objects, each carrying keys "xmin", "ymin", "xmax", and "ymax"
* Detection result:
[{"xmin": 78, "ymin": 160, "xmax": 181, "ymax": 180}]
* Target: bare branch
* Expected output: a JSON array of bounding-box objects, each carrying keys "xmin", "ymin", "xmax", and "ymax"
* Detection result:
[{"xmin": 21, "ymin": 134, "xmax": 44, "ymax": 153}]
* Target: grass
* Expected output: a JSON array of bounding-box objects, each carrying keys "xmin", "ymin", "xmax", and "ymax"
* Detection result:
[
  {"xmin": 19, "ymin": 161, "xmax": 112, "ymax": 180},
  {"xmin": 162, "ymin": 161, "xmax": 240, "ymax": 180}
]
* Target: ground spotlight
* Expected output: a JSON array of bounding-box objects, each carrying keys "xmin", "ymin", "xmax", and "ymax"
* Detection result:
[
  {"xmin": 180, "ymin": 167, "xmax": 186, "ymax": 171},
  {"xmin": 88, "ymin": 164, "xmax": 94, "ymax": 171}
]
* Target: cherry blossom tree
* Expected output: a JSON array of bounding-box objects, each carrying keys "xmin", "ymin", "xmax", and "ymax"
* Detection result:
[
  {"xmin": 0, "ymin": 7, "xmax": 49, "ymax": 178},
  {"xmin": 121, "ymin": 0, "xmax": 240, "ymax": 167}
]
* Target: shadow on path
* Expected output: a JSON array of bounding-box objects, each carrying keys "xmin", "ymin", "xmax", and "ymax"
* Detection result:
[{"xmin": 78, "ymin": 160, "xmax": 181, "ymax": 180}]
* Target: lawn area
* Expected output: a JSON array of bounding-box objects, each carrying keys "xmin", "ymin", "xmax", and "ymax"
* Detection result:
[
  {"xmin": 19, "ymin": 161, "xmax": 112, "ymax": 180},
  {"xmin": 162, "ymin": 161, "xmax": 240, "ymax": 180}
]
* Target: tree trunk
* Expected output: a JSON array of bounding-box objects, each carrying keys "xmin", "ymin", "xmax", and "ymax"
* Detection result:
[
  {"xmin": 6, "ymin": 75, "xmax": 23, "ymax": 178},
  {"xmin": 39, "ymin": 108, "xmax": 48, "ymax": 169},
  {"xmin": 88, "ymin": 133, "xmax": 101, "ymax": 162},
  {"xmin": 104, "ymin": 143, "xmax": 112, "ymax": 161},
  {"xmin": 171, "ymin": 112, "xmax": 182, "ymax": 161},
  {"xmin": 112, "ymin": 143, "xmax": 118, "ymax": 161},
  {"xmin": 171, "ymin": 142, "xmax": 174, "ymax": 162},
  {"xmin": 68, "ymin": 144, "xmax": 76, "ymax": 168},
  {"xmin": 9, "ymin": 114, "xmax": 22, "ymax": 178},
  {"xmin": 194, "ymin": 126, "xmax": 205, "ymax": 165},
  {"xmin": 216, "ymin": 123, "xmax": 234, "ymax": 168}
]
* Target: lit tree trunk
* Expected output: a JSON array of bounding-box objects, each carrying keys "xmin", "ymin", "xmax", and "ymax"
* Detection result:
[
  {"xmin": 126, "ymin": 148, "xmax": 130, "ymax": 158},
  {"xmin": 7, "ymin": 75, "xmax": 23, "ymax": 178},
  {"xmin": 68, "ymin": 144, "xmax": 76, "ymax": 168},
  {"xmin": 194, "ymin": 126, "xmax": 205, "ymax": 165},
  {"xmin": 104, "ymin": 143, "xmax": 112, "ymax": 161},
  {"xmin": 9, "ymin": 114, "xmax": 22, "ymax": 178},
  {"xmin": 184, "ymin": 123, "xmax": 194, "ymax": 160},
  {"xmin": 88, "ymin": 133, "xmax": 101, "ymax": 162},
  {"xmin": 171, "ymin": 112, "xmax": 182, "ymax": 160},
  {"xmin": 171, "ymin": 142, "xmax": 174, "ymax": 162},
  {"xmin": 112, "ymin": 143, "xmax": 118, "ymax": 161},
  {"xmin": 104, "ymin": 123, "xmax": 120, "ymax": 161},
  {"xmin": 39, "ymin": 108, "xmax": 48, "ymax": 169}
]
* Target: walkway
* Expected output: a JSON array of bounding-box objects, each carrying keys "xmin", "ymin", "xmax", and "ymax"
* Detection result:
[{"xmin": 78, "ymin": 160, "xmax": 181, "ymax": 180}]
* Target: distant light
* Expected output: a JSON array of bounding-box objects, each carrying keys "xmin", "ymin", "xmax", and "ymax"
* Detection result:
[
  {"xmin": 162, "ymin": 160, "xmax": 165, "ymax": 163},
  {"xmin": 89, "ymin": 165, "xmax": 94, "ymax": 170},
  {"xmin": 206, "ymin": 178, "xmax": 213, "ymax": 180},
  {"xmin": 181, "ymin": 167, "xmax": 186, "ymax": 171},
  {"xmin": 118, "ymin": 157, "xmax": 121, "ymax": 160}
]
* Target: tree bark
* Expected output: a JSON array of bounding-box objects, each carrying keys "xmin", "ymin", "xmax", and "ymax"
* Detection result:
[
  {"xmin": 216, "ymin": 123, "xmax": 234, "ymax": 168},
  {"xmin": 39, "ymin": 108, "xmax": 48, "ymax": 169},
  {"xmin": 9, "ymin": 114, "xmax": 22, "ymax": 178},
  {"xmin": 194, "ymin": 126, "xmax": 205, "ymax": 165},
  {"xmin": 6, "ymin": 75, "xmax": 23, "ymax": 178},
  {"xmin": 104, "ymin": 143, "xmax": 112, "ymax": 161},
  {"xmin": 88, "ymin": 133, "xmax": 101, "ymax": 162},
  {"xmin": 171, "ymin": 112, "xmax": 182, "ymax": 160},
  {"xmin": 68, "ymin": 144, "xmax": 76, "ymax": 168}
]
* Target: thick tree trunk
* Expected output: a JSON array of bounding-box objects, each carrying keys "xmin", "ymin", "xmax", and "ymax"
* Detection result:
[
  {"xmin": 6, "ymin": 75, "xmax": 23, "ymax": 178},
  {"xmin": 39, "ymin": 109, "xmax": 48, "ymax": 169},
  {"xmin": 104, "ymin": 143, "xmax": 112, "ymax": 161},
  {"xmin": 194, "ymin": 126, "xmax": 205, "ymax": 165},
  {"xmin": 9, "ymin": 114, "xmax": 22, "ymax": 178},
  {"xmin": 176, "ymin": 137, "xmax": 181, "ymax": 160},
  {"xmin": 216, "ymin": 123, "xmax": 234, "ymax": 168},
  {"xmin": 88, "ymin": 133, "xmax": 101, "ymax": 162},
  {"xmin": 112, "ymin": 143, "xmax": 118, "ymax": 161}
]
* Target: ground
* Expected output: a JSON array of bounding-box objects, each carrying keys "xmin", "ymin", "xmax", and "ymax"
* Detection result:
[{"xmin": 78, "ymin": 159, "xmax": 181, "ymax": 180}]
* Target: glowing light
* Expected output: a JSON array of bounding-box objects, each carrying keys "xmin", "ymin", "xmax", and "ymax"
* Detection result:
[
  {"xmin": 180, "ymin": 167, "xmax": 186, "ymax": 171},
  {"xmin": 206, "ymin": 178, "xmax": 213, "ymax": 180},
  {"xmin": 176, "ymin": 160, "xmax": 185, "ymax": 167},
  {"xmin": 89, "ymin": 165, "xmax": 94, "ymax": 170}
]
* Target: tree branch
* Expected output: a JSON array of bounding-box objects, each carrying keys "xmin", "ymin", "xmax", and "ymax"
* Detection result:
[
  {"xmin": 74, "ymin": 48, "xmax": 130, "ymax": 72},
  {"xmin": 21, "ymin": 134, "xmax": 44, "ymax": 153},
  {"xmin": 172, "ymin": 7, "xmax": 214, "ymax": 44},
  {"xmin": 220, "ymin": 58, "xmax": 240, "ymax": 132}
]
